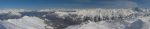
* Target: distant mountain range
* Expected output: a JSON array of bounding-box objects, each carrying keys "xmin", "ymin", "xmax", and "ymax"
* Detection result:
[{"xmin": 0, "ymin": 8, "xmax": 150, "ymax": 29}]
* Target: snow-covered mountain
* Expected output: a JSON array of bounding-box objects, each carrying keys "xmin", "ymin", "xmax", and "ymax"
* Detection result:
[{"xmin": 0, "ymin": 8, "xmax": 150, "ymax": 29}]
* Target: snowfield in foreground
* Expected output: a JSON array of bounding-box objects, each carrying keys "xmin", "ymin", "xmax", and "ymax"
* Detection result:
[
  {"xmin": 0, "ymin": 8, "xmax": 150, "ymax": 29},
  {"xmin": 1, "ymin": 16, "xmax": 47, "ymax": 29}
]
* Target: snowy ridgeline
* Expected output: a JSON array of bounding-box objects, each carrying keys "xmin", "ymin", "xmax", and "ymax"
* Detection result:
[{"xmin": 0, "ymin": 8, "xmax": 150, "ymax": 29}]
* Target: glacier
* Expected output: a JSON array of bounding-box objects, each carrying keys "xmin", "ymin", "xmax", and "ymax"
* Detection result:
[{"xmin": 0, "ymin": 8, "xmax": 150, "ymax": 29}]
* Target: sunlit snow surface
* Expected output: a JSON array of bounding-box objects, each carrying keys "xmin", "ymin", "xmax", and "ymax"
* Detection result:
[{"xmin": 0, "ymin": 8, "xmax": 150, "ymax": 29}]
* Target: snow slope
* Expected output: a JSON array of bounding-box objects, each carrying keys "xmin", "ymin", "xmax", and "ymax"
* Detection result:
[{"xmin": 0, "ymin": 8, "xmax": 150, "ymax": 29}]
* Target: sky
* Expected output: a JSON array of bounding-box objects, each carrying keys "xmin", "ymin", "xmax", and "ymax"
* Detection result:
[{"xmin": 0, "ymin": 0, "xmax": 149, "ymax": 9}]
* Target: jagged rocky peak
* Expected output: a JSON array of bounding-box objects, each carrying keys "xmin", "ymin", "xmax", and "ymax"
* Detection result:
[{"xmin": 132, "ymin": 7, "xmax": 145, "ymax": 12}]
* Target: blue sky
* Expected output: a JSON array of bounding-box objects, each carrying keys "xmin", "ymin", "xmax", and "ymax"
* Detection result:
[{"xmin": 0, "ymin": 0, "xmax": 149, "ymax": 8}]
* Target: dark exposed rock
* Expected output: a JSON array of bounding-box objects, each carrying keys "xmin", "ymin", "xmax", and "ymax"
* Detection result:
[
  {"xmin": 0, "ymin": 13, "xmax": 21, "ymax": 20},
  {"xmin": 20, "ymin": 11, "xmax": 49, "ymax": 17}
]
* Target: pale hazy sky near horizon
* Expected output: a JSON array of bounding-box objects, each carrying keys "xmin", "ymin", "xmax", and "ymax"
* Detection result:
[{"xmin": 0, "ymin": 0, "xmax": 149, "ymax": 9}]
